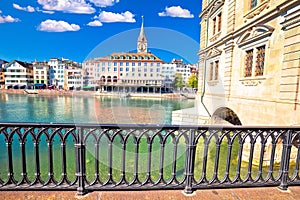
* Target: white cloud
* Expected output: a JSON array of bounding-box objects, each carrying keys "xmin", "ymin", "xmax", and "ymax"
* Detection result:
[
  {"xmin": 13, "ymin": 3, "xmax": 35, "ymax": 12},
  {"xmin": 89, "ymin": 0, "xmax": 119, "ymax": 7},
  {"xmin": 38, "ymin": 0, "xmax": 95, "ymax": 14},
  {"xmin": 87, "ymin": 20, "xmax": 103, "ymax": 26},
  {"xmin": 36, "ymin": 8, "xmax": 55, "ymax": 14},
  {"xmin": 158, "ymin": 6, "xmax": 194, "ymax": 18},
  {"xmin": 96, "ymin": 11, "xmax": 135, "ymax": 23},
  {"xmin": 37, "ymin": 19, "xmax": 80, "ymax": 32},
  {"xmin": 0, "ymin": 15, "xmax": 20, "ymax": 23}
]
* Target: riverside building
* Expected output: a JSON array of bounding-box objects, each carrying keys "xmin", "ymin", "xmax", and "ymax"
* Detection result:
[
  {"xmin": 4, "ymin": 60, "xmax": 34, "ymax": 89},
  {"xmin": 32, "ymin": 61, "xmax": 49, "ymax": 89}
]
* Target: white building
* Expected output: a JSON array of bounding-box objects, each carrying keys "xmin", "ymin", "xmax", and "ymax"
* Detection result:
[
  {"xmin": 4, "ymin": 60, "xmax": 34, "ymax": 89},
  {"xmin": 161, "ymin": 59, "xmax": 198, "ymax": 87},
  {"xmin": 48, "ymin": 58, "xmax": 66, "ymax": 89}
]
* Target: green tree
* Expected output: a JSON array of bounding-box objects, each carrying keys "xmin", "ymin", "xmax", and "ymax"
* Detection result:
[
  {"xmin": 174, "ymin": 73, "xmax": 185, "ymax": 89},
  {"xmin": 187, "ymin": 74, "xmax": 198, "ymax": 89}
]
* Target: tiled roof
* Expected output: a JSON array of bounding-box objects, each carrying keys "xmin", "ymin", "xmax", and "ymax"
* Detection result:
[
  {"xmin": 109, "ymin": 52, "xmax": 162, "ymax": 61},
  {"xmin": 6, "ymin": 60, "xmax": 33, "ymax": 69}
]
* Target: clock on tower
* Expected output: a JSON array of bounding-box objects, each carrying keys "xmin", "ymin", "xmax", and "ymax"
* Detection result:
[{"xmin": 137, "ymin": 16, "xmax": 147, "ymax": 53}]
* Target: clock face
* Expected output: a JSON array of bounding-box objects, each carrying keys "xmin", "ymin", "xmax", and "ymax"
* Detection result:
[{"xmin": 139, "ymin": 43, "xmax": 146, "ymax": 51}]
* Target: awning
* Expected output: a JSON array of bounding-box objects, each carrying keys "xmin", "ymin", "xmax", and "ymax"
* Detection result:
[
  {"xmin": 34, "ymin": 83, "xmax": 46, "ymax": 87},
  {"xmin": 83, "ymin": 86, "xmax": 93, "ymax": 89}
]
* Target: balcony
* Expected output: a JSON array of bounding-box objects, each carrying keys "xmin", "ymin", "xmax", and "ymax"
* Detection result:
[{"xmin": 0, "ymin": 123, "xmax": 299, "ymax": 195}]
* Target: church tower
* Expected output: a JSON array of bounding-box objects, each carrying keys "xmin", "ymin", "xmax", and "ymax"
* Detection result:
[{"xmin": 137, "ymin": 16, "xmax": 147, "ymax": 53}]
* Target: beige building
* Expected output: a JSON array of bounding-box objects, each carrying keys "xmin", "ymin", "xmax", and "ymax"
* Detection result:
[
  {"xmin": 196, "ymin": 0, "xmax": 300, "ymax": 126},
  {"xmin": 33, "ymin": 61, "xmax": 49, "ymax": 89},
  {"xmin": 64, "ymin": 65, "xmax": 83, "ymax": 90}
]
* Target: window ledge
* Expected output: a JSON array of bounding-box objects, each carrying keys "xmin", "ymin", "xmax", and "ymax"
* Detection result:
[
  {"xmin": 209, "ymin": 32, "xmax": 222, "ymax": 43},
  {"xmin": 207, "ymin": 80, "xmax": 219, "ymax": 86},
  {"xmin": 244, "ymin": 0, "xmax": 270, "ymax": 21},
  {"xmin": 239, "ymin": 77, "xmax": 266, "ymax": 86}
]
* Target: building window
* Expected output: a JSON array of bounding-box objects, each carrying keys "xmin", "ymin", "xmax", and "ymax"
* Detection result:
[
  {"xmin": 250, "ymin": 0, "xmax": 257, "ymax": 9},
  {"xmin": 211, "ymin": 12, "xmax": 222, "ymax": 36},
  {"xmin": 214, "ymin": 61, "xmax": 219, "ymax": 80},
  {"xmin": 244, "ymin": 50, "xmax": 253, "ymax": 77},
  {"xmin": 244, "ymin": 45, "xmax": 265, "ymax": 77},
  {"xmin": 218, "ymin": 13, "xmax": 222, "ymax": 32},
  {"xmin": 255, "ymin": 46, "xmax": 265, "ymax": 76},
  {"xmin": 212, "ymin": 18, "xmax": 216, "ymax": 35},
  {"xmin": 208, "ymin": 60, "xmax": 219, "ymax": 81},
  {"xmin": 209, "ymin": 63, "xmax": 214, "ymax": 81}
]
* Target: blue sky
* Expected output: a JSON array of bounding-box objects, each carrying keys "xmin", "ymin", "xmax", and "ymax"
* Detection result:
[{"xmin": 0, "ymin": 0, "xmax": 201, "ymax": 63}]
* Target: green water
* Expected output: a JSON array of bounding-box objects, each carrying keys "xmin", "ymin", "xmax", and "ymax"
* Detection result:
[
  {"xmin": 0, "ymin": 93, "xmax": 194, "ymax": 124},
  {"xmin": 0, "ymin": 93, "xmax": 194, "ymax": 183}
]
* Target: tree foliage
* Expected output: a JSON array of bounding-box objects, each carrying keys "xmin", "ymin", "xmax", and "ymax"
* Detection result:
[
  {"xmin": 174, "ymin": 73, "xmax": 185, "ymax": 89},
  {"xmin": 187, "ymin": 74, "xmax": 198, "ymax": 88}
]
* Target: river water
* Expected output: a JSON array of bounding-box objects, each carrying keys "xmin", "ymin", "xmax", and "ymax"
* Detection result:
[
  {"xmin": 0, "ymin": 93, "xmax": 194, "ymax": 124},
  {"xmin": 0, "ymin": 93, "xmax": 195, "ymax": 181}
]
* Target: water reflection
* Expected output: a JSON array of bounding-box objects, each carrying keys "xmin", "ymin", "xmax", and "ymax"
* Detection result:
[{"xmin": 0, "ymin": 93, "xmax": 194, "ymax": 124}]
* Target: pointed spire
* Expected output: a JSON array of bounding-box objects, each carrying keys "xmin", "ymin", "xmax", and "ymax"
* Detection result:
[
  {"xmin": 138, "ymin": 16, "xmax": 147, "ymax": 42},
  {"xmin": 137, "ymin": 16, "xmax": 147, "ymax": 53}
]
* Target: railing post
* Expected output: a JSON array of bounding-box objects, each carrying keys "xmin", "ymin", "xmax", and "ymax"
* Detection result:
[
  {"xmin": 184, "ymin": 129, "xmax": 196, "ymax": 194},
  {"xmin": 76, "ymin": 127, "xmax": 87, "ymax": 195},
  {"xmin": 278, "ymin": 130, "xmax": 293, "ymax": 190}
]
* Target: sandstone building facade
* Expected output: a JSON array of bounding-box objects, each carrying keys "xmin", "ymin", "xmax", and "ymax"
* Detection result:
[{"xmin": 197, "ymin": 0, "xmax": 300, "ymax": 125}]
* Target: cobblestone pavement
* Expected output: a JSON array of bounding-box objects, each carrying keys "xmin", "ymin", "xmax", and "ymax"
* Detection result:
[{"xmin": 1, "ymin": 186, "xmax": 300, "ymax": 200}]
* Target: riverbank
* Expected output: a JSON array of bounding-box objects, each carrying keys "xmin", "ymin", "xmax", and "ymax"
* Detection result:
[{"xmin": 0, "ymin": 89, "xmax": 186, "ymax": 99}]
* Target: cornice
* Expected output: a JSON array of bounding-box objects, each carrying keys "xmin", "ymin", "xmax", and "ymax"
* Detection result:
[
  {"xmin": 281, "ymin": 5, "xmax": 300, "ymax": 30},
  {"xmin": 199, "ymin": 0, "xmax": 299, "ymax": 53},
  {"xmin": 199, "ymin": 0, "xmax": 225, "ymax": 20}
]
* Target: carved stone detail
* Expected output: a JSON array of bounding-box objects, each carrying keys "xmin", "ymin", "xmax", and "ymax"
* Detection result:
[
  {"xmin": 209, "ymin": 32, "xmax": 222, "ymax": 43},
  {"xmin": 240, "ymin": 79, "xmax": 265, "ymax": 86},
  {"xmin": 244, "ymin": 0, "xmax": 271, "ymax": 22}
]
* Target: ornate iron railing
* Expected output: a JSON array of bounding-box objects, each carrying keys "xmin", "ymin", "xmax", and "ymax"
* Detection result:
[{"xmin": 0, "ymin": 123, "xmax": 299, "ymax": 195}]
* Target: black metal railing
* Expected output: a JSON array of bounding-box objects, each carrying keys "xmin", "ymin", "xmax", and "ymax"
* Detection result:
[{"xmin": 0, "ymin": 123, "xmax": 299, "ymax": 195}]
